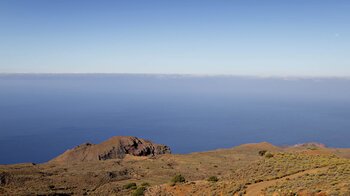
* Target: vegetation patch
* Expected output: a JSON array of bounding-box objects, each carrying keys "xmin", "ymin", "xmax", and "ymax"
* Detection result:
[
  {"xmin": 264, "ymin": 152, "xmax": 274, "ymax": 158},
  {"xmin": 123, "ymin": 182, "xmax": 137, "ymax": 190},
  {"xmin": 207, "ymin": 176, "xmax": 219, "ymax": 182},
  {"xmin": 263, "ymin": 162, "xmax": 350, "ymax": 195},
  {"xmin": 141, "ymin": 182, "xmax": 150, "ymax": 187},
  {"xmin": 132, "ymin": 186, "xmax": 146, "ymax": 196},
  {"xmin": 171, "ymin": 174, "xmax": 186, "ymax": 184}
]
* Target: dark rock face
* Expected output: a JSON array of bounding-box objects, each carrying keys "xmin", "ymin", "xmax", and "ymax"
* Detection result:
[
  {"xmin": 97, "ymin": 137, "xmax": 171, "ymax": 160},
  {"xmin": 51, "ymin": 136, "xmax": 171, "ymax": 163},
  {"xmin": 121, "ymin": 137, "xmax": 170, "ymax": 156},
  {"xmin": 98, "ymin": 147, "xmax": 125, "ymax": 160},
  {"xmin": 100, "ymin": 137, "xmax": 171, "ymax": 160}
]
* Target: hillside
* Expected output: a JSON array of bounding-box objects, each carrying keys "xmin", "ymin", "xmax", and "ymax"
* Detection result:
[
  {"xmin": 1, "ymin": 136, "xmax": 350, "ymax": 196},
  {"xmin": 50, "ymin": 136, "xmax": 171, "ymax": 163}
]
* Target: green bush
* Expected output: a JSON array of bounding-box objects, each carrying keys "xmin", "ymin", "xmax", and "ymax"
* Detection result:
[
  {"xmin": 141, "ymin": 182, "xmax": 150, "ymax": 187},
  {"xmin": 171, "ymin": 174, "xmax": 186, "ymax": 184},
  {"xmin": 207, "ymin": 176, "xmax": 219, "ymax": 182},
  {"xmin": 132, "ymin": 186, "xmax": 146, "ymax": 196},
  {"xmin": 123, "ymin": 182, "xmax": 137, "ymax": 190},
  {"xmin": 265, "ymin": 152, "xmax": 274, "ymax": 158}
]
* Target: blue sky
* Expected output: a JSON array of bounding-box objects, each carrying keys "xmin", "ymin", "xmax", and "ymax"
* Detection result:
[{"xmin": 0, "ymin": 0, "xmax": 349, "ymax": 76}]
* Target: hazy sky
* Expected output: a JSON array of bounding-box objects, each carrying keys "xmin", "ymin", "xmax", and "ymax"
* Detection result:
[{"xmin": 0, "ymin": 0, "xmax": 349, "ymax": 76}]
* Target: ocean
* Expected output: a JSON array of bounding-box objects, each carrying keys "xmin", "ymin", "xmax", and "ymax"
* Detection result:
[{"xmin": 1, "ymin": 74, "xmax": 350, "ymax": 164}]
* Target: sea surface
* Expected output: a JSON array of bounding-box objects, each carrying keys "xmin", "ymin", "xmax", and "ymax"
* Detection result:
[{"xmin": 1, "ymin": 74, "xmax": 350, "ymax": 164}]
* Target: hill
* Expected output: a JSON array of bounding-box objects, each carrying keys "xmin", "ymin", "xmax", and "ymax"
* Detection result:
[
  {"xmin": 1, "ymin": 136, "xmax": 350, "ymax": 195},
  {"xmin": 50, "ymin": 136, "xmax": 171, "ymax": 163}
]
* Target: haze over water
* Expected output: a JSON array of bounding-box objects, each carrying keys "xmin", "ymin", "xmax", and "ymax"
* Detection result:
[{"xmin": 0, "ymin": 74, "xmax": 350, "ymax": 164}]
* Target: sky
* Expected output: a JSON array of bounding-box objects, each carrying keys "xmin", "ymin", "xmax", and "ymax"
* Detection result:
[{"xmin": 0, "ymin": 0, "xmax": 349, "ymax": 76}]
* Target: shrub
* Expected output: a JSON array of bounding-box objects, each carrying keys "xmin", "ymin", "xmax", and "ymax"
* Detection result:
[
  {"xmin": 141, "ymin": 182, "xmax": 150, "ymax": 187},
  {"xmin": 258, "ymin": 150, "xmax": 267, "ymax": 156},
  {"xmin": 171, "ymin": 174, "xmax": 186, "ymax": 184},
  {"xmin": 123, "ymin": 182, "xmax": 137, "ymax": 190},
  {"xmin": 207, "ymin": 176, "xmax": 219, "ymax": 182},
  {"xmin": 307, "ymin": 146, "xmax": 318, "ymax": 150},
  {"xmin": 265, "ymin": 152, "xmax": 274, "ymax": 158},
  {"xmin": 132, "ymin": 186, "xmax": 146, "ymax": 196}
]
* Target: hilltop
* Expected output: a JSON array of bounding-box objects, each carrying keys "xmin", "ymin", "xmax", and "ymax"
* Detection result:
[
  {"xmin": 50, "ymin": 136, "xmax": 171, "ymax": 163},
  {"xmin": 1, "ymin": 136, "xmax": 350, "ymax": 195}
]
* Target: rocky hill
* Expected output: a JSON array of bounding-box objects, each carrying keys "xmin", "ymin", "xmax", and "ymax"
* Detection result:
[
  {"xmin": 1, "ymin": 136, "xmax": 350, "ymax": 196},
  {"xmin": 50, "ymin": 136, "xmax": 171, "ymax": 163}
]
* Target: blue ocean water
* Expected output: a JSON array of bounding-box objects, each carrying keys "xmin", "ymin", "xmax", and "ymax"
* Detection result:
[{"xmin": 1, "ymin": 74, "xmax": 350, "ymax": 164}]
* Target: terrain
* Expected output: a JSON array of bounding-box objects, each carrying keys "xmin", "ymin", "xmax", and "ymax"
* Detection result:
[{"xmin": 1, "ymin": 136, "xmax": 350, "ymax": 196}]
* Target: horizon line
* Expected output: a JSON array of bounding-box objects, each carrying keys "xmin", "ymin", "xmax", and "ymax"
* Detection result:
[{"xmin": 1, "ymin": 72, "xmax": 350, "ymax": 79}]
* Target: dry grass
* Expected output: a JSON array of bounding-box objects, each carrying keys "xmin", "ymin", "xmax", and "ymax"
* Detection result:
[
  {"xmin": 263, "ymin": 160, "xmax": 350, "ymax": 195},
  {"xmin": 1, "ymin": 142, "xmax": 350, "ymax": 195}
]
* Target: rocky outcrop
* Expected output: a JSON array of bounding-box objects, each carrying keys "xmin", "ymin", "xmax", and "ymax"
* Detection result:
[
  {"xmin": 293, "ymin": 142, "xmax": 326, "ymax": 148},
  {"xmin": 50, "ymin": 136, "xmax": 171, "ymax": 163}
]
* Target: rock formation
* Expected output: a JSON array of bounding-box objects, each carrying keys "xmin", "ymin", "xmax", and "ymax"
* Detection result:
[
  {"xmin": 50, "ymin": 136, "xmax": 171, "ymax": 163},
  {"xmin": 293, "ymin": 142, "xmax": 326, "ymax": 148}
]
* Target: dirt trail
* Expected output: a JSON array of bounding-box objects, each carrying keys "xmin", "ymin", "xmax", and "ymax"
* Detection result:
[{"xmin": 245, "ymin": 167, "xmax": 328, "ymax": 196}]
